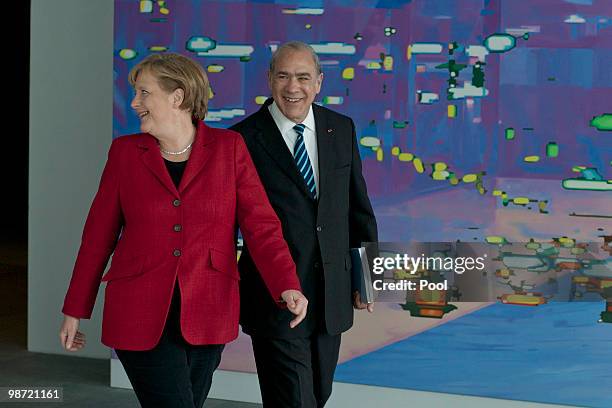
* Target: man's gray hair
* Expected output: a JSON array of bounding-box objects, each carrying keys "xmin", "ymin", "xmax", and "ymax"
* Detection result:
[{"xmin": 269, "ymin": 41, "xmax": 322, "ymax": 75}]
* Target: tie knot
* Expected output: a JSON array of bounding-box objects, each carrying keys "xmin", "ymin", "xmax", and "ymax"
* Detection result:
[{"xmin": 293, "ymin": 124, "xmax": 305, "ymax": 136}]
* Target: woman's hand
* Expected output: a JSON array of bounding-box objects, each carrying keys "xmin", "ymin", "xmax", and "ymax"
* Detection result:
[
  {"xmin": 280, "ymin": 290, "xmax": 308, "ymax": 328},
  {"xmin": 59, "ymin": 315, "xmax": 86, "ymax": 352}
]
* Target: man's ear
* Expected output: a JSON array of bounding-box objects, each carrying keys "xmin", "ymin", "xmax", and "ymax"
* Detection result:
[{"xmin": 315, "ymin": 73, "xmax": 324, "ymax": 94}]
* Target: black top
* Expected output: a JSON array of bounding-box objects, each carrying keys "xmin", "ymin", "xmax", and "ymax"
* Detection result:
[
  {"xmin": 164, "ymin": 159, "xmax": 188, "ymax": 188},
  {"xmin": 163, "ymin": 159, "xmax": 188, "ymax": 337}
]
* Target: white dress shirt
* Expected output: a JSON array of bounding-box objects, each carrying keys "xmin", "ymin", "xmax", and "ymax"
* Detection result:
[{"xmin": 268, "ymin": 101, "xmax": 319, "ymax": 193}]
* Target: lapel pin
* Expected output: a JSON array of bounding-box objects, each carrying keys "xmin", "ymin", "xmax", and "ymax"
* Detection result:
[{"xmin": 327, "ymin": 128, "xmax": 333, "ymax": 133}]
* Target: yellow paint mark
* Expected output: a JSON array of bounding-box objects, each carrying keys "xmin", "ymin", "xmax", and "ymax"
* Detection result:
[
  {"xmin": 342, "ymin": 67, "xmax": 355, "ymax": 80},
  {"xmin": 492, "ymin": 189, "xmax": 503, "ymax": 196},
  {"xmin": 208, "ymin": 87, "xmax": 214, "ymax": 99},
  {"xmin": 383, "ymin": 56, "xmax": 393, "ymax": 71},
  {"xmin": 413, "ymin": 158, "xmax": 424, "ymax": 173},
  {"xmin": 449, "ymin": 176, "xmax": 459, "ymax": 185},
  {"xmin": 486, "ymin": 236, "xmax": 506, "ymax": 244},
  {"xmin": 207, "ymin": 65, "xmax": 225, "ymax": 73},
  {"xmin": 376, "ymin": 148, "xmax": 384, "ymax": 162},
  {"xmin": 160, "ymin": 7, "xmax": 170, "ymax": 15},
  {"xmin": 398, "ymin": 153, "xmax": 414, "ymax": 162},
  {"xmin": 366, "ymin": 62, "xmax": 382, "ymax": 69},
  {"xmin": 391, "ymin": 146, "xmax": 400, "ymax": 156},
  {"xmin": 447, "ymin": 105, "xmax": 457, "ymax": 118},
  {"xmin": 572, "ymin": 165, "xmax": 587, "ymax": 172},
  {"xmin": 512, "ymin": 197, "xmax": 530, "ymax": 205},
  {"xmin": 433, "ymin": 162, "xmax": 447, "ymax": 171},
  {"xmin": 524, "ymin": 155, "xmax": 540, "ymax": 163},
  {"xmin": 305, "ymin": 24, "xmax": 312, "ymax": 29},
  {"xmin": 149, "ymin": 46, "xmax": 168, "ymax": 52},
  {"xmin": 255, "ymin": 96, "xmax": 267, "ymax": 105},
  {"xmin": 406, "ymin": 45, "xmax": 412, "ymax": 60},
  {"xmin": 360, "ymin": 137, "xmax": 381, "ymax": 148},
  {"xmin": 432, "ymin": 171, "xmax": 449, "ymax": 180},
  {"xmin": 118, "ymin": 49, "xmax": 137, "ymax": 60},
  {"xmin": 140, "ymin": 0, "xmax": 153, "ymax": 13},
  {"xmin": 462, "ymin": 174, "xmax": 478, "ymax": 183}
]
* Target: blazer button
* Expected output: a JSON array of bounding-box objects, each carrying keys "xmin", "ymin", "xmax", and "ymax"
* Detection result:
[
  {"xmin": 316, "ymin": 225, "xmax": 322, "ymax": 232},
  {"xmin": 173, "ymin": 249, "xmax": 181, "ymax": 257},
  {"xmin": 173, "ymin": 224, "xmax": 182, "ymax": 232},
  {"xmin": 173, "ymin": 199, "xmax": 181, "ymax": 207}
]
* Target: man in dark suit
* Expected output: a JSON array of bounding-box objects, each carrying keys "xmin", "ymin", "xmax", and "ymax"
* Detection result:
[{"xmin": 231, "ymin": 41, "xmax": 378, "ymax": 407}]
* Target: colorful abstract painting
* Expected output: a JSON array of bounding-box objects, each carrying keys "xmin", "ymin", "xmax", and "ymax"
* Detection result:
[{"xmin": 114, "ymin": 1, "xmax": 611, "ymax": 406}]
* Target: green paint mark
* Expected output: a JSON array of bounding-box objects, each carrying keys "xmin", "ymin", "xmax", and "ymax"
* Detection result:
[
  {"xmin": 393, "ymin": 121, "xmax": 409, "ymax": 129},
  {"xmin": 240, "ymin": 56, "xmax": 251, "ymax": 62},
  {"xmin": 505, "ymin": 128, "xmax": 515, "ymax": 140},
  {"xmin": 590, "ymin": 114, "xmax": 612, "ymax": 131},
  {"xmin": 546, "ymin": 142, "xmax": 559, "ymax": 158}
]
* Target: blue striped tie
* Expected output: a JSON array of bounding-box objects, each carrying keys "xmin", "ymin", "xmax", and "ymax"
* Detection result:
[{"xmin": 293, "ymin": 124, "xmax": 317, "ymax": 199}]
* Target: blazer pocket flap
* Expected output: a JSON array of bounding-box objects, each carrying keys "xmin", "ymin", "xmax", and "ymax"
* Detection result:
[
  {"xmin": 335, "ymin": 162, "xmax": 350, "ymax": 170},
  {"xmin": 210, "ymin": 248, "xmax": 240, "ymax": 280},
  {"xmin": 345, "ymin": 253, "xmax": 352, "ymax": 271},
  {"xmin": 101, "ymin": 255, "xmax": 145, "ymax": 282}
]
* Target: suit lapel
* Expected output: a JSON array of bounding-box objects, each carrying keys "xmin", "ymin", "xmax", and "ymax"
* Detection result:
[
  {"xmin": 313, "ymin": 104, "xmax": 333, "ymax": 203},
  {"xmin": 179, "ymin": 121, "xmax": 215, "ymax": 193},
  {"xmin": 139, "ymin": 136, "xmax": 179, "ymax": 198},
  {"xmin": 254, "ymin": 101, "xmax": 314, "ymax": 200},
  {"xmin": 138, "ymin": 121, "xmax": 214, "ymax": 197}
]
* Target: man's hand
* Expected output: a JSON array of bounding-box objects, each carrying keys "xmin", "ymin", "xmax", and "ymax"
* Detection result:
[
  {"xmin": 281, "ymin": 290, "xmax": 308, "ymax": 328},
  {"xmin": 59, "ymin": 315, "xmax": 86, "ymax": 352},
  {"xmin": 353, "ymin": 291, "xmax": 374, "ymax": 313}
]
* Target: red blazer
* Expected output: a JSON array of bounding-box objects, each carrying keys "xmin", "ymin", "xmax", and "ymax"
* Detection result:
[{"xmin": 62, "ymin": 121, "xmax": 300, "ymax": 350}]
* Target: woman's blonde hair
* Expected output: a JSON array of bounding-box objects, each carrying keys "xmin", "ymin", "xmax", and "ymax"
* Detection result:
[{"xmin": 128, "ymin": 53, "xmax": 209, "ymax": 120}]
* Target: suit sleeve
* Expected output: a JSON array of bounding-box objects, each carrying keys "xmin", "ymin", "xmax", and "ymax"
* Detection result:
[
  {"xmin": 62, "ymin": 139, "xmax": 123, "ymax": 319},
  {"xmin": 348, "ymin": 119, "xmax": 378, "ymax": 248},
  {"xmin": 234, "ymin": 134, "xmax": 302, "ymax": 302}
]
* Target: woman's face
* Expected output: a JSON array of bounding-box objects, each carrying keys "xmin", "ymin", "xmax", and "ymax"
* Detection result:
[{"xmin": 130, "ymin": 70, "xmax": 177, "ymax": 136}]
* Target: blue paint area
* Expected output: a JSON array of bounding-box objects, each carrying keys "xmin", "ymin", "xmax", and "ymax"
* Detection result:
[{"xmin": 336, "ymin": 303, "xmax": 612, "ymax": 408}]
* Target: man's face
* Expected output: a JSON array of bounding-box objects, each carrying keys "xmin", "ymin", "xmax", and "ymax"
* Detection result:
[{"xmin": 268, "ymin": 49, "xmax": 323, "ymax": 123}]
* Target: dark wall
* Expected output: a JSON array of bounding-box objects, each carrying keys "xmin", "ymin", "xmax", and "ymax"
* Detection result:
[{"xmin": 2, "ymin": 1, "xmax": 30, "ymax": 241}]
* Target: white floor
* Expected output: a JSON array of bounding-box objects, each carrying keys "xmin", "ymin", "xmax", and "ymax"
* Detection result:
[{"xmin": 112, "ymin": 362, "xmax": 579, "ymax": 408}]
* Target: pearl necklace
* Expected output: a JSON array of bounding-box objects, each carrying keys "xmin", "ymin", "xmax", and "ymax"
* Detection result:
[{"xmin": 159, "ymin": 140, "xmax": 194, "ymax": 155}]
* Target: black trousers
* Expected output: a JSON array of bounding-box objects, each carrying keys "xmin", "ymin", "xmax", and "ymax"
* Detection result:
[
  {"xmin": 115, "ymin": 284, "xmax": 224, "ymax": 408},
  {"xmin": 251, "ymin": 332, "xmax": 341, "ymax": 408}
]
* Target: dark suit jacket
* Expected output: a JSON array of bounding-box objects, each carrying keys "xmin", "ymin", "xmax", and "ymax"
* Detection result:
[
  {"xmin": 62, "ymin": 121, "xmax": 301, "ymax": 350},
  {"xmin": 231, "ymin": 99, "xmax": 378, "ymax": 338}
]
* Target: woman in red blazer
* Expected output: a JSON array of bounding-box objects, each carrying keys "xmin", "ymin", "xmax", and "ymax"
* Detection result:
[{"xmin": 59, "ymin": 53, "xmax": 307, "ymax": 408}]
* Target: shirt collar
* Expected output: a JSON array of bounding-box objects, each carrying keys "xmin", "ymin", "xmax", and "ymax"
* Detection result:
[{"xmin": 269, "ymin": 101, "xmax": 315, "ymax": 135}]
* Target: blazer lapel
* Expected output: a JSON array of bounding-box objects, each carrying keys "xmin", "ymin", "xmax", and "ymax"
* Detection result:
[
  {"xmin": 179, "ymin": 121, "xmax": 215, "ymax": 193},
  {"xmin": 313, "ymin": 104, "xmax": 333, "ymax": 203},
  {"xmin": 139, "ymin": 136, "xmax": 179, "ymax": 198},
  {"xmin": 254, "ymin": 101, "xmax": 314, "ymax": 200}
]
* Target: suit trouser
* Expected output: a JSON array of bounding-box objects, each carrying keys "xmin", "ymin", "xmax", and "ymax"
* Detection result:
[
  {"xmin": 115, "ymin": 284, "xmax": 224, "ymax": 408},
  {"xmin": 251, "ymin": 332, "xmax": 342, "ymax": 408}
]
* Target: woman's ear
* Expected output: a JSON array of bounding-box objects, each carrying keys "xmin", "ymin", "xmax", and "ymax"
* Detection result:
[{"xmin": 172, "ymin": 88, "xmax": 185, "ymax": 108}]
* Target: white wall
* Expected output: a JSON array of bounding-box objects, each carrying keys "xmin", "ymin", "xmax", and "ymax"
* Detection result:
[{"xmin": 29, "ymin": 0, "xmax": 114, "ymax": 358}]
